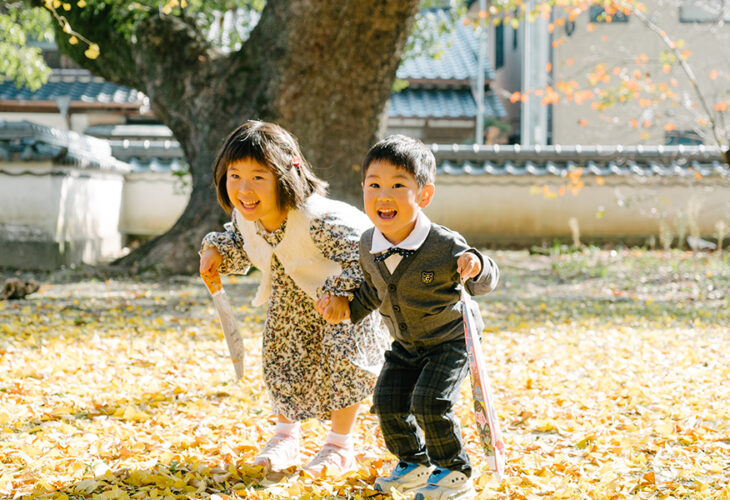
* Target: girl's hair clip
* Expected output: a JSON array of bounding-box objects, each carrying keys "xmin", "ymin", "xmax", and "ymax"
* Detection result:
[{"xmin": 291, "ymin": 156, "xmax": 302, "ymax": 169}]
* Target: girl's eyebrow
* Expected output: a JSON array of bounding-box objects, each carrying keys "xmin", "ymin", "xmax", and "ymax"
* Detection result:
[{"xmin": 228, "ymin": 164, "xmax": 270, "ymax": 173}]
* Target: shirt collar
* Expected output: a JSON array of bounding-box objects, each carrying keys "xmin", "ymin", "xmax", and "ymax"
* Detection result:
[{"xmin": 371, "ymin": 212, "xmax": 431, "ymax": 254}]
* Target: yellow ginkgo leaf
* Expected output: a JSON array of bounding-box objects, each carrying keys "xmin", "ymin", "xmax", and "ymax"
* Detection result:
[{"xmin": 84, "ymin": 43, "xmax": 100, "ymax": 59}]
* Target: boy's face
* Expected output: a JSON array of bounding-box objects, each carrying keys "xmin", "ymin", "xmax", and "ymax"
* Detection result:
[{"xmin": 362, "ymin": 160, "xmax": 434, "ymax": 245}]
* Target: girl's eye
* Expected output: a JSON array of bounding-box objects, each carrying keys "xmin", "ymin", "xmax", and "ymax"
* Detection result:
[
  {"xmin": 393, "ymin": 183, "xmax": 405, "ymax": 188},
  {"xmin": 368, "ymin": 182, "xmax": 380, "ymax": 188},
  {"xmin": 228, "ymin": 173, "xmax": 240, "ymax": 179}
]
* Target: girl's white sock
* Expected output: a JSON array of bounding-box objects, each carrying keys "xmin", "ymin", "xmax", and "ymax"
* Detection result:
[
  {"xmin": 274, "ymin": 421, "xmax": 301, "ymax": 438},
  {"xmin": 325, "ymin": 430, "xmax": 353, "ymax": 449}
]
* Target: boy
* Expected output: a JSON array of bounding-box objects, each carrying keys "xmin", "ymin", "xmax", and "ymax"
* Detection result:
[{"xmin": 317, "ymin": 135, "xmax": 499, "ymax": 499}]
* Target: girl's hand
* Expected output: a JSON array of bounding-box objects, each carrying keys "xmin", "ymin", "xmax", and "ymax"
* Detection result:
[
  {"xmin": 200, "ymin": 247, "xmax": 223, "ymax": 284},
  {"xmin": 315, "ymin": 294, "xmax": 351, "ymax": 324},
  {"xmin": 457, "ymin": 252, "xmax": 482, "ymax": 280}
]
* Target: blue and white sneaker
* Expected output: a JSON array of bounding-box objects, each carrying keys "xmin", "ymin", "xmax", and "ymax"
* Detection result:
[
  {"xmin": 374, "ymin": 461, "xmax": 434, "ymax": 493},
  {"xmin": 413, "ymin": 468, "xmax": 476, "ymax": 500}
]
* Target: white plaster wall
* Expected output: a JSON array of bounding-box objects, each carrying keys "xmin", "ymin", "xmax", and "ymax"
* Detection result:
[
  {"xmin": 120, "ymin": 172, "xmax": 191, "ymax": 235},
  {"xmin": 0, "ymin": 112, "xmax": 127, "ymax": 133},
  {"xmin": 0, "ymin": 163, "xmax": 60, "ymax": 236},
  {"xmin": 114, "ymin": 171, "xmax": 730, "ymax": 244},
  {"xmin": 54, "ymin": 169, "xmax": 125, "ymax": 261},
  {"xmin": 69, "ymin": 113, "xmax": 90, "ymax": 134},
  {"xmin": 0, "ymin": 163, "xmax": 126, "ymax": 265},
  {"xmin": 0, "ymin": 113, "xmax": 67, "ymax": 131},
  {"xmin": 426, "ymin": 174, "xmax": 730, "ymax": 244}
]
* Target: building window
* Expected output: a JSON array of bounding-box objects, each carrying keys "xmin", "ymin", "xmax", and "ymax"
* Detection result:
[
  {"xmin": 495, "ymin": 23, "xmax": 504, "ymax": 69},
  {"xmin": 679, "ymin": 0, "xmax": 730, "ymax": 22},
  {"xmin": 589, "ymin": 5, "xmax": 629, "ymax": 22},
  {"xmin": 665, "ymin": 130, "xmax": 703, "ymax": 145}
]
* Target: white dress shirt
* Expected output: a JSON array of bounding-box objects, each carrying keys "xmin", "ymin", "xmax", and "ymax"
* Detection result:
[{"xmin": 370, "ymin": 212, "xmax": 431, "ymax": 273}]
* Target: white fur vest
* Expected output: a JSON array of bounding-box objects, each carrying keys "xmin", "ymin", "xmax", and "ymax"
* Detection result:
[{"xmin": 234, "ymin": 194, "xmax": 371, "ymax": 306}]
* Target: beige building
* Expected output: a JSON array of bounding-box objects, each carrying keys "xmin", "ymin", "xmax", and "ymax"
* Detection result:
[
  {"xmin": 550, "ymin": 0, "xmax": 730, "ymax": 147},
  {"xmin": 483, "ymin": 0, "xmax": 730, "ymax": 148}
]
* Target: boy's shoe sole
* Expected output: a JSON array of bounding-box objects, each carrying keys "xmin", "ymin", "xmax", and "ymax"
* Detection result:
[
  {"xmin": 413, "ymin": 485, "xmax": 477, "ymax": 500},
  {"xmin": 374, "ymin": 463, "xmax": 433, "ymax": 493},
  {"xmin": 412, "ymin": 468, "xmax": 477, "ymax": 500}
]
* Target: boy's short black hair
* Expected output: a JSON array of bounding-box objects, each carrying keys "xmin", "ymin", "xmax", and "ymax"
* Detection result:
[
  {"xmin": 361, "ymin": 135, "xmax": 436, "ymax": 187},
  {"xmin": 212, "ymin": 120, "xmax": 327, "ymax": 214}
]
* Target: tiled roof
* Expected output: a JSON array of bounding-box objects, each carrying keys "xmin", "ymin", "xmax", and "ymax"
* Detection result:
[
  {"xmin": 0, "ymin": 120, "xmax": 129, "ymax": 171},
  {"xmin": 108, "ymin": 139, "xmax": 182, "ymax": 159},
  {"xmin": 2, "ymin": 11, "xmax": 499, "ymax": 122},
  {"xmin": 108, "ymin": 139, "xmax": 188, "ymax": 173},
  {"xmin": 126, "ymin": 157, "xmax": 188, "ymax": 173},
  {"xmin": 0, "ymin": 70, "xmax": 145, "ymax": 106},
  {"xmin": 85, "ymin": 123, "xmax": 174, "ymax": 140},
  {"xmin": 2, "ymin": 78, "xmax": 504, "ymax": 123},
  {"xmin": 432, "ymin": 144, "xmax": 730, "ymax": 177},
  {"xmin": 85, "ymin": 126, "xmax": 188, "ymax": 172},
  {"xmin": 397, "ymin": 10, "xmax": 495, "ymax": 82},
  {"xmin": 389, "ymin": 88, "xmax": 506, "ymax": 119},
  {"xmin": 4, "ymin": 121, "xmax": 724, "ymax": 178}
]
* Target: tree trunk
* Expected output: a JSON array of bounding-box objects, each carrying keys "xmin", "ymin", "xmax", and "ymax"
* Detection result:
[{"xmin": 37, "ymin": 0, "xmax": 420, "ymax": 274}]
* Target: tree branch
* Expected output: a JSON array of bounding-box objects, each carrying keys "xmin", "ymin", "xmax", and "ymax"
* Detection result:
[{"xmin": 619, "ymin": 1, "xmax": 727, "ymax": 153}]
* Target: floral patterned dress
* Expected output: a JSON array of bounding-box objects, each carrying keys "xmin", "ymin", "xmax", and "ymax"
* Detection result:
[{"xmin": 202, "ymin": 209, "xmax": 388, "ymax": 421}]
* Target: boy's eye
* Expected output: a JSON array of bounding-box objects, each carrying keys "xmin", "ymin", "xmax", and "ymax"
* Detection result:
[
  {"xmin": 367, "ymin": 182, "xmax": 380, "ymax": 188},
  {"xmin": 393, "ymin": 183, "xmax": 406, "ymax": 188}
]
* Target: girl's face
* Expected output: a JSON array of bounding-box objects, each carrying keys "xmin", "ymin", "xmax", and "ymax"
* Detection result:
[{"xmin": 226, "ymin": 158, "xmax": 287, "ymax": 232}]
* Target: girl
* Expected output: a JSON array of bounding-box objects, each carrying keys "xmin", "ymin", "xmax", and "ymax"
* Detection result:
[{"xmin": 199, "ymin": 120, "xmax": 388, "ymax": 477}]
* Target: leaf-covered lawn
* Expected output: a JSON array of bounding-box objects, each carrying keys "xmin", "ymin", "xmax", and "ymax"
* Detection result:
[{"xmin": 1, "ymin": 249, "xmax": 728, "ymax": 499}]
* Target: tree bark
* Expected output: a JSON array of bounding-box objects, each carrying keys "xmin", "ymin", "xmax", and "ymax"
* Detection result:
[{"xmin": 32, "ymin": 0, "xmax": 420, "ymax": 274}]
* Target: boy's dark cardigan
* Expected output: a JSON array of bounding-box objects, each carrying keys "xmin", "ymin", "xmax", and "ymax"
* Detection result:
[{"xmin": 350, "ymin": 223, "xmax": 499, "ymax": 354}]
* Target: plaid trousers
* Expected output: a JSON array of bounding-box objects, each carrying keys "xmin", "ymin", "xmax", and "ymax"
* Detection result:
[{"xmin": 373, "ymin": 337, "xmax": 471, "ymax": 477}]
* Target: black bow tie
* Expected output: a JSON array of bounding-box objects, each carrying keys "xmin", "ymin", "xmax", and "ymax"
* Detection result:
[{"xmin": 374, "ymin": 247, "xmax": 417, "ymax": 262}]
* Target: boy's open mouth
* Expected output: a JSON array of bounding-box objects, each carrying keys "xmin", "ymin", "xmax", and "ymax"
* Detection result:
[{"xmin": 378, "ymin": 209, "xmax": 396, "ymax": 220}]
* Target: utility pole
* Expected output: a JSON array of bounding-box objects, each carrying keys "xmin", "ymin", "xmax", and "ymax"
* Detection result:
[
  {"xmin": 521, "ymin": 0, "xmax": 550, "ymax": 146},
  {"xmin": 475, "ymin": 0, "xmax": 487, "ymax": 144}
]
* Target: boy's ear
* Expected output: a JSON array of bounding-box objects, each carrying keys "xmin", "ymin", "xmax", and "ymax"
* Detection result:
[{"xmin": 418, "ymin": 183, "xmax": 435, "ymax": 209}]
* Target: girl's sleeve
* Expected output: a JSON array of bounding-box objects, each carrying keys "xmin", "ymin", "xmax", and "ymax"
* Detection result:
[
  {"xmin": 200, "ymin": 214, "xmax": 252, "ymax": 275},
  {"xmin": 310, "ymin": 214, "xmax": 365, "ymax": 298}
]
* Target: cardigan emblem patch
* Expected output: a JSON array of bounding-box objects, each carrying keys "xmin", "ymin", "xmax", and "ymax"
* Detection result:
[{"xmin": 421, "ymin": 271, "xmax": 435, "ymax": 284}]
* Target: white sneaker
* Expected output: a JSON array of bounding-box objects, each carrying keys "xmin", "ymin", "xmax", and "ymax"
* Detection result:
[
  {"xmin": 413, "ymin": 468, "xmax": 477, "ymax": 500},
  {"xmin": 374, "ymin": 461, "xmax": 434, "ymax": 493},
  {"xmin": 302, "ymin": 443, "xmax": 356, "ymax": 476},
  {"xmin": 252, "ymin": 433, "xmax": 300, "ymax": 471}
]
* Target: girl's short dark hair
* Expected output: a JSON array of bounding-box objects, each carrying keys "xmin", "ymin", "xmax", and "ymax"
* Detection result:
[
  {"xmin": 361, "ymin": 135, "xmax": 436, "ymax": 187},
  {"xmin": 212, "ymin": 120, "xmax": 328, "ymax": 214}
]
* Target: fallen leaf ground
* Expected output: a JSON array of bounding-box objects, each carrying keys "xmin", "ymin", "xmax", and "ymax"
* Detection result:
[{"xmin": 1, "ymin": 249, "xmax": 728, "ymax": 499}]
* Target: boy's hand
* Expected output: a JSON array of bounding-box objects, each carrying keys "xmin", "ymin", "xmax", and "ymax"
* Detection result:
[
  {"xmin": 200, "ymin": 247, "xmax": 223, "ymax": 289},
  {"xmin": 315, "ymin": 294, "xmax": 351, "ymax": 324},
  {"xmin": 457, "ymin": 252, "xmax": 482, "ymax": 280}
]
